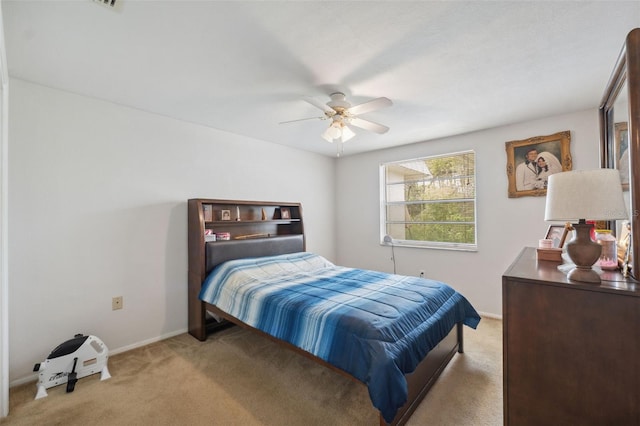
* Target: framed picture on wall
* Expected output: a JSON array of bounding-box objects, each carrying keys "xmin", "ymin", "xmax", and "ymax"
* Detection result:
[
  {"xmin": 505, "ymin": 130, "xmax": 573, "ymax": 198},
  {"xmin": 615, "ymin": 122, "xmax": 629, "ymax": 190}
]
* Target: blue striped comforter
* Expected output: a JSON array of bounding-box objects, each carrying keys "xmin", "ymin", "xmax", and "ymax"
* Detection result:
[{"xmin": 199, "ymin": 252, "xmax": 480, "ymax": 422}]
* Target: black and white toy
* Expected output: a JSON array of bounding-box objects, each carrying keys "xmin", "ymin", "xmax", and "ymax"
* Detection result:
[{"xmin": 33, "ymin": 334, "xmax": 110, "ymax": 399}]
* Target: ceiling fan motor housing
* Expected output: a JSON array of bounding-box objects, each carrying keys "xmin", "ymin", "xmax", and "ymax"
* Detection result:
[{"xmin": 327, "ymin": 92, "xmax": 351, "ymax": 112}]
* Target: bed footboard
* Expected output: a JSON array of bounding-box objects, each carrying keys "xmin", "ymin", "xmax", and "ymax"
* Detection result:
[{"xmin": 383, "ymin": 322, "xmax": 463, "ymax": 426}]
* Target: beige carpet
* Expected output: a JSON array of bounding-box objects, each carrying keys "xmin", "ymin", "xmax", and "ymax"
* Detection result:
[{"xmin": 0, "ymin": 318, "xmax": 502, "ymax": 425}]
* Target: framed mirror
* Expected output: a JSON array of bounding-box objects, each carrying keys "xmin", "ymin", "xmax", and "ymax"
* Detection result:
[{"xmin": 599, "ymin": 28, "xmax": 640, "ymax": 276}]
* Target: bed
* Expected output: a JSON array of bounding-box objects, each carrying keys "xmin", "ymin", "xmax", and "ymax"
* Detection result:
[{"xmin": 187, "ymin": 199, "xmax": 480, "ymax": 426}]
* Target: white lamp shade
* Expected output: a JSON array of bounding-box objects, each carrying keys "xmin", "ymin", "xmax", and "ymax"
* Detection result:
[{"xmin": 544, "ymin": 169, "xmax": 628, "ymax": 221}]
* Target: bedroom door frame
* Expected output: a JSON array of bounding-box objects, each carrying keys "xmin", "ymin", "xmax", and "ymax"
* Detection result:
[{"xmin": 0, "ymin": 3, "xmax": 9, "ymax": 417}]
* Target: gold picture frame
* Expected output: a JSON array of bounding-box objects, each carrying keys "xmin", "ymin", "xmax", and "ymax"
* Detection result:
[
  {"xmin": 614, "ymin": 122, "xmax": 629, "ymax": 190},
  {"xmin": 505, "ymin": 130, "xmax": 573, "ymax": 198}
]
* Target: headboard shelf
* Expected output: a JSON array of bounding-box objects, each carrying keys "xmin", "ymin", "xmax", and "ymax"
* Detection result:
[
  {"xmin": 188, "ymin": 198, "xmax": 305, "ymax": 340},
  {"xmin": 205, "ymin": 219, "xmax": 301, "ymax": 225}
]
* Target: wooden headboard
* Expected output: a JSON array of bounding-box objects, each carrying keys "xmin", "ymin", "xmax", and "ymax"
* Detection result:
[
  {"xmin": 205, "ymin": 235, "xmax": 304, "ymax": 274},
  {"xmin": 188, "ymin": 199, "xmax": 305, "ymax": 341}
]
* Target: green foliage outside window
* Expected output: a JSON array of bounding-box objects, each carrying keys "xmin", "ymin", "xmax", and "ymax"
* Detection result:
[{"xmin": 382, "ymin": 151, "xmax": 476, "ymax": 248}]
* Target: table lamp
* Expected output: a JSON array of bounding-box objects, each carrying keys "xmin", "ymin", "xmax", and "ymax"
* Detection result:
[{"xmin": 544, "ymin": 169, "xmax": 628, "ymax": 283}]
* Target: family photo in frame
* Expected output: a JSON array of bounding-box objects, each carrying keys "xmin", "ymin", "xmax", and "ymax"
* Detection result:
[
  {"xmin": 505, "ymin": 130, "xmax": 573, "ymax": 198},
  {"xmin": 545, "ymin": 224, "xmax": 568, "ymax": 249}
]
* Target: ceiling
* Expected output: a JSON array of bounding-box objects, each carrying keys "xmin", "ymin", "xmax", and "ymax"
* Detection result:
[{"xmin": 3, "ymin": 1, "xmax": 639, "ymax": 157}]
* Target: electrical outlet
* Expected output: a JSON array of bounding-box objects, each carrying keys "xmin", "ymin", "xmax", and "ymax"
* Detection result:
[
  {"xmin": 419, "ymin": 270, "xmax": 425, "ymax": 278},
  {"xmin": 112, "ymin": 296, "xmax": 123, "ymax": 310}
]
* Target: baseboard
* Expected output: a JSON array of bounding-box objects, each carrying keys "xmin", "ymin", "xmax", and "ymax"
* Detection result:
[
  {"xmin": 479, "ymin": 311, "xmax": 502, "ymax": 320},
  {"xmin": 11, "ymin": 313, "xmax": 501, "ymax": 388},
  {"xmin": 108, "ymin": 328, "xmax": 187, "ymax": 357}
]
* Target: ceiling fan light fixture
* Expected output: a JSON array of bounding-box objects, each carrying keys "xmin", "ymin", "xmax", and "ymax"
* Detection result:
[
  {"xmin": 321, "ymin": 127, "xmax": 335, "ymax": 143},
  {"xmin": 320, "ymin": 129, "xmax": 333, "ymax": 143},
  {"xmin": 290, "ymin": 92, "xmax": 392, "ymax": 153},
  {"xmin": 341, "ymin": 125, "xmax": 355, "ymax": 142},
  {"xmin": 327, "ymin": 123, "xmax": 342, "ymax": 139}
]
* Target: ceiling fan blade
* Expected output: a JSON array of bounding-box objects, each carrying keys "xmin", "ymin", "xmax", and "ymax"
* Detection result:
[
  {"xmin": 279, "ymin": 116, "xmax": 324, "ymax": 124},
  {"xmin": 303, "ymin": 96, "xmax": 336, "ymax": 115},
  {"xmin": 347, "ymin": 97, "xmax": 392, "ymax": 116},
  {"xmin": 350, "ymin": 117, "xmax": 389, "ymax": 134}
]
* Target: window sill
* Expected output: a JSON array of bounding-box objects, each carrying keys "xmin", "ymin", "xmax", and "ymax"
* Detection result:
[{"xmin": 381, "ymin": 240, "xmax": 478, "ymax": 252}]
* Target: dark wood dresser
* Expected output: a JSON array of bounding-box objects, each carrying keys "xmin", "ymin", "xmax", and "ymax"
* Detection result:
[{"xmin": 502, "ymin": 247, "xmax": 640, "ymax": 425}]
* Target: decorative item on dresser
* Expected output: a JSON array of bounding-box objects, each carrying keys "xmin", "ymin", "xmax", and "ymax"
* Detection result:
[
  {"xmin": 187, "ymin": 198, "xmax": 480, "ymax": 426},
  {"xmin": 544, "ymin": 224, "xmax": 569, "ymax": 249},
  {"xmin": 503, "ymin": 247, "xmax": 640, "ymax": 425},
  {"xmin": 544, "ymin": 169, "xmax": 628, "ymax": 283},
  {"xmin": 536, "ymin": 223, "xmax": 569, "ymax": 262}
]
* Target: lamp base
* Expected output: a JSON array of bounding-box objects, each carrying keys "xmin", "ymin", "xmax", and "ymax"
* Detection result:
[
  {"xmin": 565, "ymin": 222, "xmax": 602, "ymax": 285},
  {"xmin": 567, "ymin": 266, "xmax": 601, "ymax": 284}
]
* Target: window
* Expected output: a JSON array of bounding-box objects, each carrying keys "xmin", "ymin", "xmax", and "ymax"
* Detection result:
[{"xmin": 380, "ymin": 151, "xmax": 477, "ymax": 250}]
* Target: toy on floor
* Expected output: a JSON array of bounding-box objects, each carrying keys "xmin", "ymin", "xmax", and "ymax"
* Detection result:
[{"xmin": 33, "ymin": 334, "xmax": 110, "ymax": 399}]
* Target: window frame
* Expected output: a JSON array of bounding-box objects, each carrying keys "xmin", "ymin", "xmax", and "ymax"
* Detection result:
[{"xmin": 379, "ymin": 150, "xmax": 478, "ymax": 251}]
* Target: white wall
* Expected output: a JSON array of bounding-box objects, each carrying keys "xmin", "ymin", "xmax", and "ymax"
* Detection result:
[
  {"xmin": 8, "ymin": 79, "xmax": 336, "ymax": 383},
  {"xmin": 335, "ymin": 109, "xmax": 601, "ymax": 316}
]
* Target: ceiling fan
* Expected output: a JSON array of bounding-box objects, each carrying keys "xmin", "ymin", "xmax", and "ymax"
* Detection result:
[{"xmin": 282, "ymin": 92, "xmax": 392, "ymax": 145}]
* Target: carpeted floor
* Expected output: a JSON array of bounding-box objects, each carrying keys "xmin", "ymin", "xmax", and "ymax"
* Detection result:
[{"xmin": 0, "ymin": 317, "xmax": 502, "ymax": 425}]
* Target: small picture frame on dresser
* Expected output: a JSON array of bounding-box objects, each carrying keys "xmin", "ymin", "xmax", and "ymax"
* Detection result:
[
  {"xmin": 280, "ymin": 208, "xmax": 290, "ymax": 219},
  {"xmin": 203, "ymin": 205, "xmax": 213, "ymax": 222},
  {"xmin": 220, "ymin": 210, "xmax": 231, "ymax": 221},
  {"xmin": 545, "ymin": 224, "xmax": 568, "ymax": 248}
]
